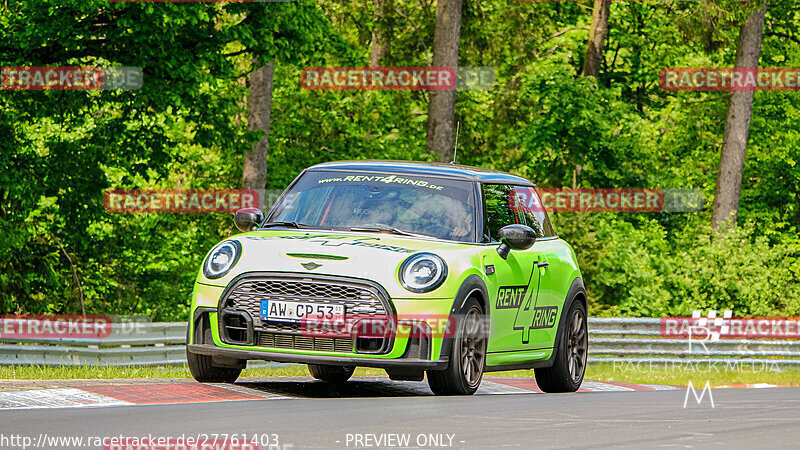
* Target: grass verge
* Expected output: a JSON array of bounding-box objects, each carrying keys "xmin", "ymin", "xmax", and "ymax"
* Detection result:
[
  {"xmin": 2, "ymin": 362, "xmax": 798, "ymax": 387},
  {"xmin": 0, "ymin": 364, "xmax": 381, "ymax": 380},
  {"xmin": 494, "ymin": 362, "xmax": 800, "ymax": 387}
]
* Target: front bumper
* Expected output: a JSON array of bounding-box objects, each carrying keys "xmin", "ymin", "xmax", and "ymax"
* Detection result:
[
  {"xmin": 187, "ymin": 344, "xmax": 448, "ymax": 370},
  {"xmin": 189, "ymin": 274, "xmax": 458, "ymax": 364}
]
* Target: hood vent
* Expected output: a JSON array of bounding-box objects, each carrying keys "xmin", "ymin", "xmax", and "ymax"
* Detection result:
[{"xmin": 286, "ymin": 253, "xmax": 348, "ymax": 261}]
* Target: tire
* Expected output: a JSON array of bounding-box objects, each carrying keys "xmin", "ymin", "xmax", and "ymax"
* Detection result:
[
  {"xmin": 308, "ymin": 364, "xmax": 355, "ymax": 383},
  {"xmin": 186, "ymin": 347, "xmax": 242, "ymax": 383},
  {"xmin": 427, "ymin": 297, "xmax": 486, "ymax": 395},
  {"xmin": 534, "ymin": 299, "xmax": 588, "ymax": 393}
]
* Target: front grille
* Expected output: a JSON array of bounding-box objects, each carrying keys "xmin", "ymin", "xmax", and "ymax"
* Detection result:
[
  {"xmin": 257, "ymin": 331, "xmax": 354, "ymax": 353},
  {"xmin": 221, "ymin": 275, "xmax": 393, "ymax": 354},
  {"xmin": 223, "ymin": 276, "xmax": 391, "ymax": 331}
]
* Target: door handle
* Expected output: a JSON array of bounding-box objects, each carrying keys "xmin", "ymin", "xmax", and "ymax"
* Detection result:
[{"xmin": 537, "ymin": 262, "xmax": 549, "ymax": 268}]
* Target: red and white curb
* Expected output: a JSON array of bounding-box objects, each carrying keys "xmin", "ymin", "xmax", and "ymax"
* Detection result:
[
  {"xmin": 0, "ymin": 388, "xmax": 131, "ymax": 409},
  {"xmin": 0, "ymin": 378, "xmax": 680, "ymax": 410},
  {"xmin": 0, "ymin": 383, "xmax": 277, "ymax": 410},
  {"xmin": 478, "ymin": 378, "xmax": 681, "ymax": 393}
]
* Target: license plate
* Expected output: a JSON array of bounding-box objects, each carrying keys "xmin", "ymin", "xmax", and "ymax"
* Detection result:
[{"xmin": 260, "ymin": 300, "xmax": 345, "ymax": 323}]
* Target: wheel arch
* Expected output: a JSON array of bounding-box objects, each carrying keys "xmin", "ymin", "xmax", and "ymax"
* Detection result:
[
  {"xmin": 552, "ymin": 277, "xmax": 587, "ymax": 356},
  {"xmin": 438, "ymin": 274, "xmax": 489, "ymax": 359}
]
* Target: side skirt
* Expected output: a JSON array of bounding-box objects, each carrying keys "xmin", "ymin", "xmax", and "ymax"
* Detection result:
[{"xmin": 484, "ymin": 349, "xmax": 557, "ymax": 372}]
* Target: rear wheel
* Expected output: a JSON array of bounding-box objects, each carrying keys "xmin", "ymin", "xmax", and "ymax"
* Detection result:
[
  {"xmin": 186, "ymin": 348, "xmax": 242, "ymax": 383},
  {"xmin": 308, "ymin": 364, "xmax": 355, "ymax": 382},
  {"xmin": 427, "ymin": 298, "xmax": 486, "ymax": 395},
  {"xmin": 534, "ymin": 300, "xmax": 587, "ymax": 393}
]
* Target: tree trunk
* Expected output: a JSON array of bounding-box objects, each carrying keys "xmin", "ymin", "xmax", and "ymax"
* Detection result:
[
  {"xmin": 426, "ymin": 0, "xmax": 463, "ymax": 162},
  {"xmin": 242, "ymin": 60, "xmax": 274, "ymax": 211},
  {"xmin": 370, "ymin": 0, "xmax": 390, "ymax": 66},
  {"xmin": 711, "ymin": 2, "xmax": 767, "ymax": 231},
  {"xmin": 581, "ymin": 0, "xmax": 611, "ymax": 78}
]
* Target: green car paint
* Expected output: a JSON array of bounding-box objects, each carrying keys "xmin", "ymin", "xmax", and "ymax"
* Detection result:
[{"xmin": 187, "ymin": 161, "xmax": 586, "ymax": 393}]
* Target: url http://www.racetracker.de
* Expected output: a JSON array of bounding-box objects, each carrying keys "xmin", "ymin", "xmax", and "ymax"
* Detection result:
[{"xmin": 0, "ymin": 433, "xmax": 292, "ymax": 450}]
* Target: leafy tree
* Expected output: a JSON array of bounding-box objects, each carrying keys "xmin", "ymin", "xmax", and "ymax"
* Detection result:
[{"xmin": 1, "ymin": 0, "xmax": 798, "ymax": 320}]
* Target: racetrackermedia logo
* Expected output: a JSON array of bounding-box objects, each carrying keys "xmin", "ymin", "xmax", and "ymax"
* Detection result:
[
  {"xmin": 684, "ymin": 380, "xmax": 715, "ymax": 408},
  {"xmin": 509, "ymin": 187, "xmax": 704, "ymax": 213},
  {"xmin": 660, "ymin": 311, "xmax": 800, "ymax": 340},
  {"xmin": 103, "ymin": 189, "xmax": 259, "ymax": 213},
  {"xmin": 1, "ymin": 66, "xmax": 142, "ymax": 90},
  {"xmin": 300, "ymin": 66, "xmax": 495, "ymax": 91},
  {"xmin": 661, "ymin": 67, "xmax": 800, "ymax": 92}
]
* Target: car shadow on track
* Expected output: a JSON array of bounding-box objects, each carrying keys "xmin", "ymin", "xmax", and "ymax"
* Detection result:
[{"xmin": 232, "ymin": 377, "xmax": 435, "ymax": 398}]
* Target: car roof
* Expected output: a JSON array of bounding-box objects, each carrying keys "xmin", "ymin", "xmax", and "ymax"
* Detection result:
[{"xmin": 307, "ymin": 160, "xmax": 535, "ymax": 186}]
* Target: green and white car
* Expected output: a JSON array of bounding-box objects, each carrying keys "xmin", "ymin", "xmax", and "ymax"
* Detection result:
[{"xmin": 187, "ymin": 161, "xmax": 587, "ymax": 395}]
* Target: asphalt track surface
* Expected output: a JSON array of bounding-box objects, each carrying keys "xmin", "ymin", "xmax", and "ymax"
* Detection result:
[{"xmin": 0, "ymin": 377, "xmax": 798, "ymax": 449}]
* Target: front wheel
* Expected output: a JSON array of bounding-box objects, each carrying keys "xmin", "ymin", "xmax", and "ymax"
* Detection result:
[
  {"xmin": 534, "ymin": 299, "xmax": 587, "ymax": 393},
  {"xmin": 427, "ymin": 297, "xmax": 486, "ymax": 395},
  {"xmin": 308, "ymin": 364, "xmax": 355, "ymax": 383},
  {"xmin": 186, "ymin": 348, "xmax": 242, "ymax": 383}
]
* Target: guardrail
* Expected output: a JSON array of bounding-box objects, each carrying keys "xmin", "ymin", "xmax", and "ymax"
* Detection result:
[
  {"xmin": 1, "ymin": 319, "xmax": 798, "ymax": 366},
  {"xmin": 0, "ymin": 323, "xmax": 187, "ymax": 366},
  {"xmin": 588, "ymin": 317, "xmax": 800, "ymax": 365}
]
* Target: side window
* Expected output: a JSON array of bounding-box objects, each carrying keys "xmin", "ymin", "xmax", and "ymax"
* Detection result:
[
  {"xmin": 483, "ymin": 185, "xmax": 514, "ymax": 242},
  {"xmin": 483, "ymin": 184, "xmax": 556, "ymax": 242},
  {"xmin": 508, "ymin": 186, "xmax": 556, "ymax": 237}
]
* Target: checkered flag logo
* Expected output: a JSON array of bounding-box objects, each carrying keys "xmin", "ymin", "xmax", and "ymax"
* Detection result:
[{"xmin": 692, "ymin": 309, "xmax": 732, "ymax": 341}]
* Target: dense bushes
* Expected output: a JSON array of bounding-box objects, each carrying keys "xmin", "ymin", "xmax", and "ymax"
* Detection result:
[
  {"xmin": 554, "ymin": 214, "xmax": 800, "ymax": 317},
  {"xmin": 2, "ymin": 1, "xmax": 799, "ymax": 320}
]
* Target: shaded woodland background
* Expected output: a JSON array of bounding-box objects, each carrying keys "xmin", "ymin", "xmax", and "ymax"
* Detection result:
[{"xmin": 1, "ymin": 0, "xmax": 798, "ymax": 320}]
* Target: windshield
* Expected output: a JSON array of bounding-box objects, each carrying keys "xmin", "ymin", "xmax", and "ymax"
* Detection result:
[{"xmin": 268, "ymin": 170, "xmax": 477, "ymax": 242}]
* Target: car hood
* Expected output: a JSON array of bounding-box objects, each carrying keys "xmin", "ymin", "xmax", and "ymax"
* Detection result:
[{"xmin": 198, "ymin": 229, "xmax": 479, "ymax": 298}]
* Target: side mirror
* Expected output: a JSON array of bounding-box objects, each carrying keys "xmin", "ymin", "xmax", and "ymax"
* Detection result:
[
  {"xmin": 496, "ymin": 224, "xmax": 537, "ymax": 260},
  {"xmin": 234, "ymin": 208, "xmax": 264, "ymax": 232}
]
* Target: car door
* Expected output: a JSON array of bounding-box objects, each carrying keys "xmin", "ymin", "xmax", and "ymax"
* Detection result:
[
  {"xmin": 507, "ymin": 186, "xmax": 564, "ymax": 349},
  {"xmin": 481, "ymin": 184, "xmax": 546, "ymax": 354}
]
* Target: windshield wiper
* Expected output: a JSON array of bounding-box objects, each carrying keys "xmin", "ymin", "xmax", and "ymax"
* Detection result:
[
  {"xmin": 350, "ymin": 225, "xmax": 419, "ymax": 237},
  {"xmin": 261, "ymin": 221, "xmax": 313, "ymax": 229}
]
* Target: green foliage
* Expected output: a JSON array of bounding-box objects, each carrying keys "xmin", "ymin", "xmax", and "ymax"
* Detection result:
[
  {"xmin": 558, "ymin": 215, "xmax": 800, "ymax": 317},
  {"xmin": 1, "ymin": 0, "xmax": 798, "ymax": 320},
  {"xmin": 0, "ymin": 1, "xmax": 346, "ymax": 320}
]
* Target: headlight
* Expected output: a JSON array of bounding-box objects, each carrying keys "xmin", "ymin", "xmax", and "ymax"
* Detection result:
[
  {"xmin": 203, "ymin": 240, "xmax": 241, "ymax": 279},
  {"xmin": 399, "ymin": 253, "xmax": 448, "ymax": 293}
]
